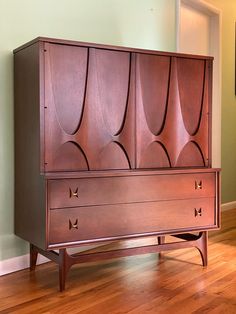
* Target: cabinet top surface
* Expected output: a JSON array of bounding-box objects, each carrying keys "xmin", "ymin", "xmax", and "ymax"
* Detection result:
[{"xmin": 13, "ymin": 36, "xmax": 213, "ymax": 60}]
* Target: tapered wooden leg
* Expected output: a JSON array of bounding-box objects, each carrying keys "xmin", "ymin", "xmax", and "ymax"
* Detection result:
[
  {"xmin": 157, "ymin": 236, "xmax": 165, "ymax": 258},
  {"xmin": 29, "ymin": 232, "xmax": 209, "ymax": 291},
  {"xmin": 30, "ymin": 244, "xmax": 38, "ymax": 271},
  {"xmin": 172, "ymin": 232, "xmax": 208, "ymax": 266},
  {"xmin": 59, "ymin": 249, "xmax": 71, "ymax": 292},
  {"xmin": 197, "ymin": 231, "xmax": 208, "ymax": 266},
  {"xmin": 157, "ymin": 236, "xmax": 165, "ymax": 245}
]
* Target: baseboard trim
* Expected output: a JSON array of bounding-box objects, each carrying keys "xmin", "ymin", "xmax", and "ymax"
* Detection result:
[
  {"xmin": 0, "ymin": 253, "xmax": 49, "ymax": 276},
  {"xmin": 221, "ymin": 201, "xmax": 236, "ymax": 212},
  {"xmin": 0, "ymin": 244, "xmax": 107, "ymax": 277}
]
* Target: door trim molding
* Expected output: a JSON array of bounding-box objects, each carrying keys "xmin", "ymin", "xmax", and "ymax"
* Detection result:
[{"xmin": 176, "ymin": 0, "xmax": 222, "ymax": 168}]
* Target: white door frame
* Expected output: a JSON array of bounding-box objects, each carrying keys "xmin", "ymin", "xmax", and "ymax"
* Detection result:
[{"xmin": 176, "ymin": 0, "xmax": 222, "ymax": 167}]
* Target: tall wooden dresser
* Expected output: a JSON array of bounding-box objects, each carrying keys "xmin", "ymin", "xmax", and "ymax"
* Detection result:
[{"xmin": 14, "ymin": 37, "xmax": 220, "ymax": 291}]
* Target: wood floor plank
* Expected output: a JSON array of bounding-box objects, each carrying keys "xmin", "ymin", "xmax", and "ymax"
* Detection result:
[{"xmin": 0, "ymin": 209, "xmax": 235, "ymax": 313}]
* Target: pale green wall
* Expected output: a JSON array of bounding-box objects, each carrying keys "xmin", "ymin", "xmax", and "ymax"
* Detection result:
[
  {"xmin": 206, "ymin": 0, "xmax": 236, "ymax": 203},
  {"xmin": 0, "ymin": 0, "xmax": 176, "ymax": 261}
]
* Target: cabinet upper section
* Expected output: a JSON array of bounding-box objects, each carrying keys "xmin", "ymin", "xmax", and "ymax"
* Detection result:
[{"xmin": 14, "ymin": 37, "xmax": 213, "ymax": 173}]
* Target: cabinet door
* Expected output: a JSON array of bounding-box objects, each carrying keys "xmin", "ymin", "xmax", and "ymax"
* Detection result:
[
  {"xmin": 136, "ymin": 53, "xmax": 211, "ymax": 169},
  {"xmin": 44, "ymin": 43, "xmax": 135, "ymax": 171}
]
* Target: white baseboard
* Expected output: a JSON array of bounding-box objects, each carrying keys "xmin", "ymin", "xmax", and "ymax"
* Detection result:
[
  {"xmin": 0, "ymin": 243, "xmax": 107, "ymax": 277},
  {"xmin": 221, "ymin": 201, "xmax": 236, "ymax": 212},
  {"xmin": 0, "ymin": 253, "xmax": 49, "ymax": 276}
]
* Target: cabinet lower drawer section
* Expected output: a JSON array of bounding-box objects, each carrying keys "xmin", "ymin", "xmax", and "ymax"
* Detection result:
[
  {"xmin": 48, "ymin": 198, "xmax": 217, "ymax": 245},
  {"xmin": 48, "ymin": 172, "xmax": 216, "ymax": 209}
]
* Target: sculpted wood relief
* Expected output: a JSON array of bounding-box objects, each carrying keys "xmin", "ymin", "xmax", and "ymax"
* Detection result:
[
  {"xmin": 45, "ymin": 45, "xmax": 134, "ymax": 171},
  {"xmin": 137, "ymin": 54, "xmax": 170, "ymax": 136},
  {"xmin": 95, "ymin": 49, "xmax": 130, "ymax": 136},
  {"xmin": 49, "ymin": 44, "xmax": 88, "ymax": 135},
  {"xmin": 136, "ymin": 55, "xmax": 209, "ymax": 169},
  {"xmin": 44, "ymin": 44, "xmax": 210, "ymax": 171},
  {"xmin": 14, "ymin": 37, "xmax": 219, "ymax": 291},
  {"xmin": 177, "ymin": 58, "xmax": 205, "ymax": 136}
]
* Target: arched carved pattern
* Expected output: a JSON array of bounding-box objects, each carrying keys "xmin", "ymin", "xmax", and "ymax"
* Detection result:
[
  {"xmin": 44, "ymin": 44, "xmax": 135, "ymax": 171},
  {"xmin": 52, "ymin": 141, "xmax": 89, "ymax": 171},
  {"xmin": 138, "ymin": 54, "xmax": 170, "ymax": 135},
  {"xmin": 44, "ymin": 44, "xmax": 210, "ymax": 171},
  {"xmin": 98, "ymin": 142, "xmax": 131, "ymax": 170},
  {"xmin": 48, "ymin": 44, "xmax": 88, "ymax": 135},
  {"xmin": 95, "ymin": 49, "xmax": 131, "ymax": 136},
  {"xmin": 175, "ymin": 142, "xmax": 205, "ymax": 167},
  {"xmin": 136, "ymin": 55, "xmax": 210, "ymax": 169},
  {"xmin": 177, "ymin": 58, "xmax": 205, "ymax": 136},
  {"xmin": 139, "ymin": 141, "xmax": 171, "ymax": 169}
]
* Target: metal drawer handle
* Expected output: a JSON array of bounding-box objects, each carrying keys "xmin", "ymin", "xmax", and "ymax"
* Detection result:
[
  {"xmin": 69, "ymin": 187, "xmax": 78, "ymax": 198},
  {"xmin": 194, "ymin": 208, "xmax": 202, "ymax": 217},
  {"xmin": 69, "ymin": 218, "xmax": 78, "ymax": 230},
  {"xmin": 195, "ymin": 180, "xmax": 202, "ymax": 190}
]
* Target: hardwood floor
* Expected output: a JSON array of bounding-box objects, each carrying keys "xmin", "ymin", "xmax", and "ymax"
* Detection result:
[{"xmin": 0, "ymin": 209, "xmax": 235, "ymax": 313}]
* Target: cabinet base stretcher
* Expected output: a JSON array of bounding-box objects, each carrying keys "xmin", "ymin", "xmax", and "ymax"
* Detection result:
[{"xmin": 30, "ymin": 231, "xmax": 208, "ymax": 291}]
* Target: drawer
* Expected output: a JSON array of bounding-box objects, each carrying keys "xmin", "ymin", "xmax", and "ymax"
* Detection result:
[
  {"xmin": 48, "ymin": 197, "xmax": 217, "ymax": 245},
  {"xmin": 48, "ymin": 173, "xmax": 216, "ymax": 209}
]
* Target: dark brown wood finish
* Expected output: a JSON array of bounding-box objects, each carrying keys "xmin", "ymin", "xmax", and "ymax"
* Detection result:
[
  {"xmin": 45, "ymin": 167, "xmax": 220, "ymax": 179},
  {"xmin": 136, "ymin": 55, "xmax": 211, "ymax": 169},
  {"xmin": 1, "ymin": 210, "xmax": 235, "ymax": 312},
  {"xmin": 48, "ymin": 198, "xmax": 216, "ymax": 246},
  {"xmin": 30, "ymin": 231, "xmax": 208, "ymax": 291},
  {"xmin": 14, "ymin": 42, "xmax": 46, "ymax": 249},
  {"xmin": 48, "ymin": 172, "xmax": 216, "ymax": 209},
  {"xmin": 44, "ymin": 44, "xmax": 135, "ymax": 171},
  {"xmin": 14, "ymin": 36, "xmax": 214, "ymax": 60},
  {"xmin": 14, "ymin": 37, "xmax": 220, "ymax": 291}
]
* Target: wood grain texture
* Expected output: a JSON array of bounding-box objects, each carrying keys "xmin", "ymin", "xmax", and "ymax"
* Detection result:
[
  {"xmin": 48, "ymin": 199, "xmax": 216, "ymax": 245},
  {"xmin": 1, "ymin": 209, "xmax": 234, "ymax": 313},
  {"xmin": 13, "ymin": 36, "xmax": 214, "ymax": 60},
  {"xmin": 14, "ymin": 42, "xmax": 46, "ymax": 249},
  {"xmin": 45, "ymin": 167, "xmax": 220, "ymax": 179},
  {"xmin": 47, "ymin": 44, "xmax": 88, "ymax": 135},
  {"xmin": 137, "ymin": 53, "xmax": 170, "ymax": 136},
  {"xmin": 136, "ymin": 56, "xmax": 211, "ymax": 169},
  {"xmin": 177, "ymin": 58, "xmax": 205, "ymax": 136},
  {"xmin": 13, "ymin": 37, "xmax": 219, "ymax": 293},
  {"xmin": 32, "ymin": 232, "xmax": 208, "ymax": 291},
  {"xmin": 47, "ymin": 172, "xmax": 216, "ymax": 209},
  {"xmin": 44, "ymin": 44, "xmax": 135, "ymax": 171}
]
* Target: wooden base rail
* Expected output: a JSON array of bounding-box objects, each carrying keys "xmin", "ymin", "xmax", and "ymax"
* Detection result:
[{"xmin": 30, "ymin": 231, "xmax": 208, "ymax": 291}]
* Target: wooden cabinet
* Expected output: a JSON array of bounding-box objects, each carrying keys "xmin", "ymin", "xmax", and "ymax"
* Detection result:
[{"xmin": 14, "ymin": 37, "xmax": 220, "ymax": 291}]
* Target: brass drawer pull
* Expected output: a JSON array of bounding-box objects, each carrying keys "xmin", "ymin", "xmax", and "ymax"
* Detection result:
[
  {"xmin": 194, "ymin": 208, "xmax": 202, "ymax": 217},
  {"xmin": 69, "ymin": 218, "xmax": 78, "ymax": 230},
  {"xmin": 69, "ymin": 187, "xmax": 79, "ymax": 198},
  {"xmin": 195, "ymin": 180, "xmax": 202, "ymax": 190}
]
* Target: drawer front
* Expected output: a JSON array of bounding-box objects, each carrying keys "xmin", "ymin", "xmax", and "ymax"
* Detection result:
[
  {"xmin": 48, "ymin": 173, "xmax": 216, "ymax": 209},
  {"xmin": 48, "ymin": 198, "xmax": 216, "ymax": 245}
]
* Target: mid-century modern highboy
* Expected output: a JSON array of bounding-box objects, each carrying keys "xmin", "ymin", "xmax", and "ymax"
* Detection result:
[{"xmin": 14, "ymin": 37, "xmax": 220, "ymax": 291}]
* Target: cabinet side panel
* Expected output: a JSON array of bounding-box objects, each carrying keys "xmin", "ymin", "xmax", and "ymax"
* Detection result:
[
  {"xmin": 14, "ymin": 42, "xmax": 46, "ymax": 249},
  {"xmin": 208, "ymin": 59, "xmax": 213, "ymax": 167}
]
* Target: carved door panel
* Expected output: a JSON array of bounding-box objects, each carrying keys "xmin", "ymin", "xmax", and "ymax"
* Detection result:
[
  {"xmin": 136, "ymin": 53, "xmax": 211, "ymax": 169},
  {"xmin": 83, "ymin": 48, "xmax": 135, "ymax": 170},
  {"xmin": 44, "ymin": 43, "xmax": 135, "ymax": 171}
]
